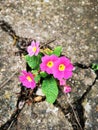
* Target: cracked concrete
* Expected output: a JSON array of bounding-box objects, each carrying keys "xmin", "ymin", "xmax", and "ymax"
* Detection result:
[{"xmin": 0, "ymin": 0, "xmax": 98, "ymax": 130}]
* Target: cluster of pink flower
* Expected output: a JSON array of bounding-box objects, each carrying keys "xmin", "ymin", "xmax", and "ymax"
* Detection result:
[
  {"xmin": 40, "ymin": 55, "xmax": 73, "ymax": 80},
  {"xmin": 40, "ymin": 55, "xmax": 74, "ymax": 93},
  {"xmin": 19, "ymin": 41, "xmax": 74, "ymax": 94},
  {"xmin": 19, "ymin": 70, "xmax": 36, "ymax": 89}
]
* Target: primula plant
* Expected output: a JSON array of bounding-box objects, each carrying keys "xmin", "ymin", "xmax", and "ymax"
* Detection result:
[{"xmin": 19, "ymin": 40, "xmax": 74, "ymax": 103}]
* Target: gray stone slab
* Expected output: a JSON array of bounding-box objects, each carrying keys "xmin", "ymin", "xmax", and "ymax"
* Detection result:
[{"xmin": 0, "ymin": 0, "xmax": 98, "ymax": 130}]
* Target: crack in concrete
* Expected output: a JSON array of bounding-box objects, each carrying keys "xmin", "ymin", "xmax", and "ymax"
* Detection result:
[
  {"xmin": 65, "ymin": 64, "xmax": 97, "ymax": 130},
  {"xmin": 0, "ymin": 20, "xmax": 97, "ymax": 130}
]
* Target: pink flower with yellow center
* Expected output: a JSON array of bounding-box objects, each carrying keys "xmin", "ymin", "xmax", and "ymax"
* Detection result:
[
  {"xmin": 64, "ymin": 85, "xmax": 71, "ymax": 93},
  {"xmin": 40, "ymin": 55, "xmax": 58, "ymax": 74},
  {"xmin": 53, "ymin": 56, "xmax": 74, "ymax": 80},
  {"xmin": 27, "ymin": 41, "xmax": 40, "ymax": 56},
  {"xmin": 19, "ymin": 70, "xmax": 36, "ymax": 89}
]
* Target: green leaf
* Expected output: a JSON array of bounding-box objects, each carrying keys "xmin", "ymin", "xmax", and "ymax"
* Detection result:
[
  {"xmin": 31, "ymin": 70, "xmax": 38, "ymax": 75},
  {"xmin": 92, "ymin": 63, "xmax": 98, "ymax": 71},
  {"xmin": 42, "ymin": 76, "xmax": 58, "ymax": 103},
  {"xmin": 25, "ymin": 54, "xmax": 42, "ymax": 70},
  {"xmin": 34, "ymin": 74, "xmax": 40, "ymax": 83},
  {"xmin": 53, "ymin": 46, "xmax": 62, "ymax": 56},
  {"xmin": 40, "ymin": 71, "xmax": 48, "ymax": 78}
]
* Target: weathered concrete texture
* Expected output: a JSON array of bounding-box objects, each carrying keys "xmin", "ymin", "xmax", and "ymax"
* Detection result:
[
  {"xmin": 69, "ymin": 68, "xmax": 96, "ymax": 102},
  {"xmin": 82, "ymin": 80, "xmax": 98, "ymax": 130},
  {"xmin": 0, "ymin": 0, "xmax": 98, "ymax": 130},
  {"xmin": 14, "ymin": 102, "xmax": 73, "ymax": 130},
  {"xmin": 55, "ymin": 68, "xmax": 96, "ymax": 108},
  {"xmin": 0, "ymin": 0, "xmax": 97, "ymax": 64},
  {"xmin": 0, "ymin": 31, "xmax": 26, "ymax": 126}
]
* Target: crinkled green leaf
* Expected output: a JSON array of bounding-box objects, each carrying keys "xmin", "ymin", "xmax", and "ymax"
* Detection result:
[
  {"xmin": 25, "ymin": 54, "xmax": 42, "ymax": 70},
  {"xmin": 40, "ymin": 71, "xmax": 48, "ymax": 78},
  {"xmin": 53, "ymin": 46, "xmax": 62, "ymax": 56},
  {"xmin": 42, "ymin": 76, "xmax": 58, "ymax": 103}
]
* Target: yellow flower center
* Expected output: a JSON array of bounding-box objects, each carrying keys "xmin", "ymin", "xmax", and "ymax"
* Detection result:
[
  {"xmin": 32, "ymin": 47, "xmax": 37, "ymax": 52},
  {"xmin": 47, "ymin": 61, "xmax": 54, "ymax": 68},
  {"xmin": 59, "ymin": 64, "xmax": 65, "ymax": 71},
  {"xmin": 26, "ymin": 76, "xmax": 32, "ymax": 82}
]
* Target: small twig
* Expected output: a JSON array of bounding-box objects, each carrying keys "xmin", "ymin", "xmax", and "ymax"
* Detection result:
[
  {"xmin": 0, "ymin": 70, "xmax": 19, "ymax": 90},
  {"xmin": 66, "ymin": 95, "xmax": 83, "ymax": 130},
  {"xmin": 40, "ymin": 38, "xmax": 56, "ymax": 48},
  {"xmin": 7, "ymin": 120, "xmax": 15, "ymax": 130}
]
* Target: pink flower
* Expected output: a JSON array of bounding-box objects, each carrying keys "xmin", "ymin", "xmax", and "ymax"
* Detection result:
[
  {"xmin": 53, "ymin": 56, "xmax": 74, "ymax": 80},
  {"xmin": 19, "ymin": 70, "xmax": 36, "ymax": 89},
  {"xmin": 40, "ymin": 55, "xmax": 58, "ymax": 74},
  {"xmin": 59, "ymin": 79, "xmax": 66, "ymax": 86},
  {"xmin": 27, "ymin": 41, "xmax": 40, "ymax": 56},
  {"xmin": 64, "ymin": 85, "xmax": 71, "ymax": 93}
]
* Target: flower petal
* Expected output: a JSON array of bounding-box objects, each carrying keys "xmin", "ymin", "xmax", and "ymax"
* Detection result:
[
  {"xmin": 64, "ymin": 86, "xmax": 71, "ymax": 93},
  {"xmin": 19, "ymin": 71, "xmax": 36, "ymax": 89}
]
